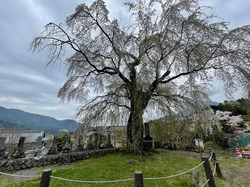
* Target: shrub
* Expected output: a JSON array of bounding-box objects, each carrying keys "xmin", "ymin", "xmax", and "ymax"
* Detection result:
[{"xmin": 204, "ymin": 141, "xmax": 221, "ymax": 150}]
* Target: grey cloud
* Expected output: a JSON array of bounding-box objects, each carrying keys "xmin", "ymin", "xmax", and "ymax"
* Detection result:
[
  {"xmin": 0, "ymin": 0, "xmax": 73, "ymax": 119},
  {"xmin": 203, "ymin": 0, "xmax": 250, "ymax": 28}
]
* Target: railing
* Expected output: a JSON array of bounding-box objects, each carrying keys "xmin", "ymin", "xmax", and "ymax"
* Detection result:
[{"xmin": 0, "ymin": 149, "xmax": 222, "ymax": 187}]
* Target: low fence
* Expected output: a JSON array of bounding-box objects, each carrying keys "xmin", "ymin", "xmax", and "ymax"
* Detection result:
[{"xmin": 0, "ymin": 149, "xmax": 222, "ymax": 187}]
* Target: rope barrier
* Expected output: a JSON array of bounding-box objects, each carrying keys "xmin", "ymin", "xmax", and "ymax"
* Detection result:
[
  {"xmin": 0, "ymin": 171, "xmax": 40, "ymax": 178},
  {"xmin": 50, "ymin": 175, "xmax": 134, "ymax": 184},
  {"xmin": 213, "ymin": 163, "xmax": 217, "ymax": 176},
  {"xmin": 0, "ymin": 161, "xmax": 206, "ymax": 185},
  {"xmin": 209, "ymin": 153, "xmax": 213, "ymax": 161},
  {"xmin": 200, "ymin": 179, "xmax": 210, "ymax": 187},
  {"xmin": 144, "ymin": 161, "xmax": 205, "ymax": 180},
  {"xmin": 0, "ymin": 151, "xmax": 220, "ymax": 186},
  {"xmin": 49, "ymin": 161, "xmax": 205, "ymax": 183}
]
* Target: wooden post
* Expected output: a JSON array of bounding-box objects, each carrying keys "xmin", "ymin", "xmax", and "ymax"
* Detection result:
[
  {"xmin": 202, "ymin": 156, "xmax": 216, "ymax": 187},
  {"xmin": 40, "ymin": 169, "xmax": 52, "ymax": 187},
  {"xmin": 214, "ymin": 161, "xmax": 222, "ymax": 178},
  {"xmin": 211, "ymin": 151, "xmax": 223, "ymax": 178},
  {"xmin": 135, "ymin": 171, "xmax": 144, "ymax": 187}
]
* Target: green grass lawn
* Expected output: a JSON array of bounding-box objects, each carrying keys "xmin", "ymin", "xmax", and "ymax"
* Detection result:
[{"xmin": 1, "ymin": 150, "xmax": 250, "ymax": 187}]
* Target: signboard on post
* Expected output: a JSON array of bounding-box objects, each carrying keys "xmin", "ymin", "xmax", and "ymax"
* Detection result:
[
  {"xmin": 195, "ymin": 139, "xmax": 204, "ymax": 159},
  {"xmin": 195, "ymin": 139, "xmax": 204, "ymax": 149}
]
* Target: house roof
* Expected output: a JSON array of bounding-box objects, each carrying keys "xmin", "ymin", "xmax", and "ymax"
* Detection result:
[{"xmin": 0, "ymin": 131, "xmax": 49, "ymax": 144}]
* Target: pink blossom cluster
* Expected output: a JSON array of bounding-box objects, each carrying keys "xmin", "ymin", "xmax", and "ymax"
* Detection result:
[{"xmin": 215, "ymin": 110, "xmax": 243, "ymax": 126}]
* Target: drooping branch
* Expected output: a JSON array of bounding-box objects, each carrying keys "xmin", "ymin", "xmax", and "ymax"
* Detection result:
[{"xmin": 31, "ymin": 0, "xmax": 250, "ymax": 153}]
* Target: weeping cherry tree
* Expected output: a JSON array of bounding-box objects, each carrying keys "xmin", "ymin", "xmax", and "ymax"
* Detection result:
[{"xmin": 31, "ymin": 0, "xmax": 250, "ymax": 154}]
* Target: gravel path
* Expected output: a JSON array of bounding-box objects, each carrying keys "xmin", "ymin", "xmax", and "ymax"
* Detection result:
[
  {"xmin": 158, "ymin": 149, "xmax": 209, "ymax": 158},
  {"xmin": 170, "ymin": 150, "xmax": 208, "ymax": 158}
]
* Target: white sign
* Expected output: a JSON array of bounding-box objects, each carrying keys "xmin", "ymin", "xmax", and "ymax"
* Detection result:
[{"xmin": 195, "ymin": 139, "xmax": 204, "ymax": 149}]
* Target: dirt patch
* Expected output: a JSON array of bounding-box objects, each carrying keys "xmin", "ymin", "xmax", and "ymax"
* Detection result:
[
  {"xmin": 13, "ymin": 163, "xmax": 70, "ymax": 183},
  {"xmin": 13, "ymin": 167, "xmax": 40, "ymax": 183}
]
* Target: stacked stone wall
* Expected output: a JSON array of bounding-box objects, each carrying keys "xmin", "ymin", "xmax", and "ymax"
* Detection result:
[{"xmin": 0, "ymin": 148, "xmax": 119, "ymax": 172}]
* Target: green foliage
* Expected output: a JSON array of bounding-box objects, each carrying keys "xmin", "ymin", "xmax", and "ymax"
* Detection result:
[
  {"xmin": 4, "ymin": 151, "xmax": 10, "ymax": 159},
  {"xmin": 211, "ymin": 126, "xmax": 228, "ymax": 148},
  {"xmin": 150, "ymin": 118, "xmax": 196, "ymax": 149},
  {"xmin": 150, "ymin": 115, "xmax": 229, "ymax": 150},
  {"xmin": 237, "ymin": 98, "xmax": 250, "ymax": 114},
  {"xmin": 239, "ymin": 98, "xmax": 250, "ymax": 121},
  {"xmin": 204, "ymin": 141, "xmax": 221, "ymax": 150},
  {"xmin": 211, "ymin": 99, "xmax": 249, "ymax": 116},
  {"xmin": 219, "ymin": 120, "xmax": 234, "ymax": 134},
  {"xmin": 56, "ymin": 132, "xmax": 70, "ymax": 151},
  {"xmin": 151, "ymin": 120, "xmax": 176, "ymax": 147}
]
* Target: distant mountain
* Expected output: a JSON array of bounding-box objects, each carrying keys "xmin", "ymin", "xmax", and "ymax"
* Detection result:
[
  {"xmin": 203, "ymin": 101, "xmax": 220, "ymax": 107},
  {"xmin": 0, "ymin": 119, "xmax": 28, "ymax": 131},
  {"xmin": 0, "ymin": 106, "xmax": 79, "ymax": 135}
]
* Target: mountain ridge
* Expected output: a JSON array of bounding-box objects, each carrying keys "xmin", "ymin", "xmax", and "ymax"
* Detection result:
[{"xmin": 0, "ymin": 106, "xmax": 79, "ymax": 134}]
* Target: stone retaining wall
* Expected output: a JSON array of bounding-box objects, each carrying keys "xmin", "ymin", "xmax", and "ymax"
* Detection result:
[{"xmin": 0, "ymin": 148, "xmax": 119, "ymax": 172}]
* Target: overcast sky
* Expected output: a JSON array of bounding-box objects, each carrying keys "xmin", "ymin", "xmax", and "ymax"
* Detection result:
[{"xmin": 0, "ymin": 0, "xmax": 249, "ymax": 120}]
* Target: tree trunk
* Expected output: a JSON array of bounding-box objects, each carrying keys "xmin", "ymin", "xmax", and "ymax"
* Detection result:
[
  {"xmin": 126, "ymin": 92, "xmax": 145, "ymax": 154},
  {"xmin": 126, "ymin": 65, "xmax": 150, "ymax": 154},
  {"xmin": 126, "ymin": 109, "xmax": 144, "ymax": 154},
  {"xmin": 127, "ymin": 113, "xmax": 133, "ymax": 151}
]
